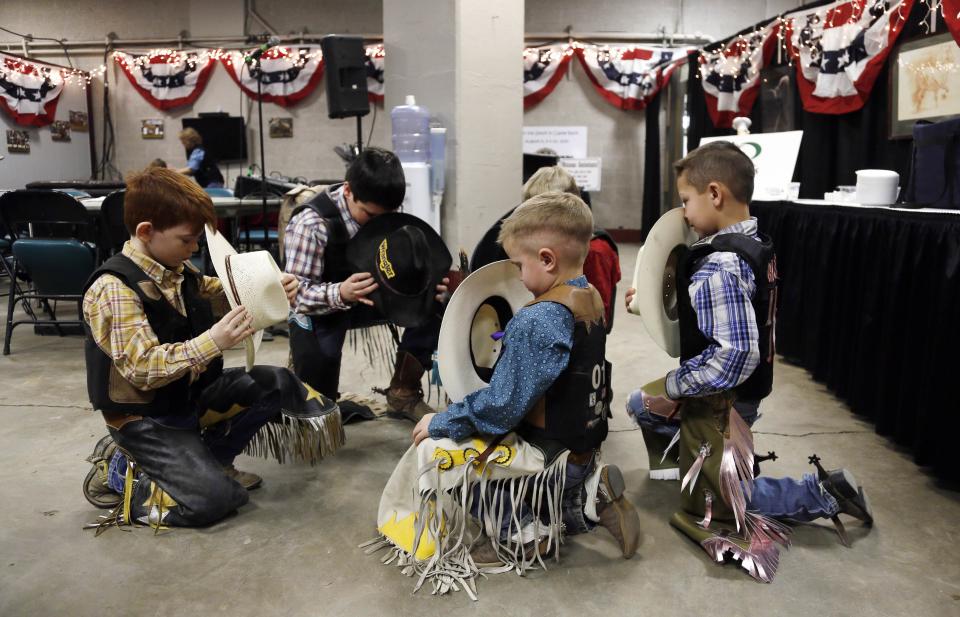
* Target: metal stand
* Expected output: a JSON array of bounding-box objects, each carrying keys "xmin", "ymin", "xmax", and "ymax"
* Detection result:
[{"xmin": 356, "ymin": 116, "xmax": 364, "ymax": 153}]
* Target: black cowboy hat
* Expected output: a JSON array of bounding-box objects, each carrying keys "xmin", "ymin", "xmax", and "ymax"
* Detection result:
[{"xmin": 346, "ymin": 213, "xmax": 452, "ymax": 328}]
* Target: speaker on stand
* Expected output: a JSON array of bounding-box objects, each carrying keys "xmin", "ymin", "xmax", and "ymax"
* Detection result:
[{"xmin": 320, "ymin": 35, "xmax": 371, "ymax": 152}]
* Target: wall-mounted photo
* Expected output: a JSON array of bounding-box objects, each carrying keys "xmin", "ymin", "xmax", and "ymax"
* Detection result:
[
  {"xmin": 6, "ymin": 129, "xmax": 30, "ymax": 154},
  {"xmin": 51, "ymin": 121, "xmax": 71, "ymax": 142},
  {"xmin": 69, "ymin": 110, "xmax": 88, "ymax": 132},
  {"xmin": 141, "ymin": 119, "xmax": 165, "ymax": 139},
  {"xmin": 269, "ymin": 117, "xmax": 293, "ymax": 138},
  {"xmin": 890, "ymin": 32, "xmax": 960, "ymax": 139}
]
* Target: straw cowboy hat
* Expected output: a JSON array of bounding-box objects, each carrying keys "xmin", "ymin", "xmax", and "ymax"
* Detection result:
[
  {"xmin": 345, "ymin": 212, "xmax": 452, "ymax": 329},
  {"xmin": 437, "ymin": 260, "xmax": 533, "ymax": 402},
  {"xmin": 205, "ymin": 226, "xmax": 290, "ymax": 370},
  {"xmin": 627, "ymin": 207, "xmax": 698, "ymax": 357}
]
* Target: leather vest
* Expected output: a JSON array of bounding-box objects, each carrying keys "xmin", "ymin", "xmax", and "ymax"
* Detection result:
[
  {"xmin": 289, "ymin": 184, "xmax": 352, "ymax": 284},
  {"xmin": 676, "ymin": 232, "xmax": 777, "ymax": 403},
  {"xmin": 517, "ymin": 284, "xmax": 611, "ymax": 457},
  {"xmin": 83, "ymin": 254, "xmax": 222, "ymax": 417}
]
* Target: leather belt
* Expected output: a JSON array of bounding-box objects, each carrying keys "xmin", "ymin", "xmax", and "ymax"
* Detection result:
[{"xmin": 101, "ymin": 411, "xmax": 143, "ymax": 430}]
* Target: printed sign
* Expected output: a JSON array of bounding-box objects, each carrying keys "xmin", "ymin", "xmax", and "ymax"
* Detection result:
[
  {"xmin": 700, "ymin": 131, "xmax": 803, "ymax": 201},
  {"xmin": 559, "ymin": 157, "xmax": 602, "ymax": 192},
  {"xmin": 523, "ymin": 126, "xmax": 588, "ymax": 159}
]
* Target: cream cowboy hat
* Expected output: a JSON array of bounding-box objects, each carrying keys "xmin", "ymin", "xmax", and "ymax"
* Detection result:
[
  {"xmin": 627, "ymin": 207, "xmax": 698, "ymax": 357},
  {"xmin": 437, "ymin": 260, "xmax": 534, "ymax": 403},
  {"xmin": 205, "ymin": 225, "xmax": 290, "ymax": 370}
]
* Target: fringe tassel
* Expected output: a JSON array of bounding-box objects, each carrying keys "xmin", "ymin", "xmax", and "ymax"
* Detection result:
[
  {"xmin": 347, "ymin": 324, "xmax": 399, "ymax": 376},
  {"xmin": 719, "ymin": 409, "xmax": 755, "ymax": 533},
  {"xmin": 364, "ymin": 451, "xmax": 570, "ymax": 599},
  {"xmin": 244, "ymin": 409, "xmax": 345, "ymax": 465},
  {"xmin": 701, "ymin": 511, "xmax": 790, "ymax": 583},
  {"xmin": 681, "ymin": 442, "xmax": 711, "ymax": 495}
]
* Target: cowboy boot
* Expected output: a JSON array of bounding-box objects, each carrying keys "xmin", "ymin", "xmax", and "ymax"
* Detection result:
[{"xmin": 384, "ymin": 350, "xmax": 436, "ymax": 422}]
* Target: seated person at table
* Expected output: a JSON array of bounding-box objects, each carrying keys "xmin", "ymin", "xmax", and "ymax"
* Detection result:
[
  {"xmin": 81, "ymin": 166, "xmax": 338, "ymax": 529},
  {"xmin": 176, "ymin": 127, "xmax": 224, "ymax": 188}
]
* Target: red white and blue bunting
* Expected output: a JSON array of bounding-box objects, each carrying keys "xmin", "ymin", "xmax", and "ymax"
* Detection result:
[
  {"xmin": 113, "ymin": 50, "xmax": 216, "ymax": 111},
  {"xmin": 699, "ymin": 24, "xmax": 779, "ymax": 128},
  {"xmin": 576, "ymin": 45, "xmax": 689, "ymax": 110},
  {"xmin": 783, "ymin": 0, "xmax": 915, "ymax": 114},
  {"xmin": 0, "ymin": 53, "xmax": 67, "ymax": 127},
  {"xmin": 219, "ymin": 45, "xmax": 325, "ymax": 107},
  {"xmin": 523, "ymin": 44, "xmax": 575, "ymax": 108},
  {"xmin": 366, "ymin": 44, "xmax": 385, "ymax": 103}
]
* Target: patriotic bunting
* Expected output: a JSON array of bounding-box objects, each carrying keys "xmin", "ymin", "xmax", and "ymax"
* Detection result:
[
  {"xmin": 944, "ymin": 0, "xmax": 960, "ymax": 45},
  {"xmin": 699, "ymin": 24, "xmax": 779, "ymax": 128},
  {"xmin": 113, "ymin": 50, "xmax": 216, "ymax": 111},
  {"xmin": 575, "ymin": 45, "xmax": 688, "ymax": 110},
  {"xmin": 366, "ymin": 44, "xmax": 385, "ymax": 103},
  {"xmin": 783, "ymin": 0, "xmax": 915, "ymax": 114},
  {"xmin": 523, "ymin": 44, "xmax": 574, "ymax": 108},
  {"xmin": 0, "ymin": 53, "xmax": 66, "ymax": 127},
  {"xmin": 219, "ymin": 45, "xmax": 325, "ymax": 107}
]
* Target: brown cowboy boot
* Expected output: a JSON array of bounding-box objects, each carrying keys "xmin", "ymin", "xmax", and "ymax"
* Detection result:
[{"xmin": 384, "ymin": 350, "xmax": 436, "ymax": 422}]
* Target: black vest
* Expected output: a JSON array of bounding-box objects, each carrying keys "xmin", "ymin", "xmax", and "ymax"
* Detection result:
[
  {"xmin": 289, "ymin": 184, "xmax": 352, "ymax": 284},
  {"xmin": 187, "ymin": 146, "xmax": 224, "ymax": 188},
  {"xmin": 518, "ymin": 284, "xmax": 611, "ymax": 457},
  {"xmin": 677, "ymin": 232, "xmax": 777, "ymax": 402},
  {"xmin": 84, "ymin": 254, "xmax": 222, "ymax": 417}
]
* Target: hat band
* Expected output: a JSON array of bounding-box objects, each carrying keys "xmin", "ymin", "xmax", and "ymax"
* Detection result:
[{"xmin": 224, "ymin": 254, "xmax": 243, "ymax": 307}]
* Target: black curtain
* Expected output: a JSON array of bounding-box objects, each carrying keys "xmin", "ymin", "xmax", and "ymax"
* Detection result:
[
  {"xmin": 753, "ymin": 202, "xmax": 960, "ymax": 483},
  {"xmin": 641, "ymin": 88, "xmax": 663, "ymax": 240}
]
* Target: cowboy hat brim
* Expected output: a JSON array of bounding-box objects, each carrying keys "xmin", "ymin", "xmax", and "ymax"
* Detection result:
[
  {"xmin": 438, "ymin": 260, "xmax": 533, "ymax": 403},
  {"xmin": 205, "ymin": 225, "xmax": 278, "ymax": 371},
  {"xmin": 346, "ymin": 212, "xmax": 452, "ymax": 329},
  {"xmin": 629, "ymin": 207, "xmax": 698, "ymax": 358}
]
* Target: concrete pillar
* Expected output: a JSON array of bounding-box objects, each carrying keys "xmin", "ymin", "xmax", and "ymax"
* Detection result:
[{"xmin": 383, "ymin": 0, "xmax": 523, "ymax": 254}]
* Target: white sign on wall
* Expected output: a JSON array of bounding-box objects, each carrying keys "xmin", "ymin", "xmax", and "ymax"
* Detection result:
[
  {"xmin": 559, "ymin": 157, "xmax": 602, "ymax": 192},
  {"xmin": 523, "ymin": 126, "xmax": 588, "ymax": 159},
  {"xmin": 699, "ymin": 131, "xmax": 803, "ymax": 201}
]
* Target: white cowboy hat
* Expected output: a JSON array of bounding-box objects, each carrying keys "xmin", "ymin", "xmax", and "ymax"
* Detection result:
[
  {"xmin": 437, "ymin": 260, "xmax": 534, "ymax": 403},
  {"xmin": 205, "ymin": 225, "xmax": 290, "ymax": 370},
  {"xmin": 627, "ymin": 207, "xmax": 698, "ymax": 357}
]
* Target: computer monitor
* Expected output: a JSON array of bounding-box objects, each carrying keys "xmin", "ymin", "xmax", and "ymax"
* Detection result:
[{"xmin": 181, "ymin": 114, "xmax": 247, "ymax": 162}]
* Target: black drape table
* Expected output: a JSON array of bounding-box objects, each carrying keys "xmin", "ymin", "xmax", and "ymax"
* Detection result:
[{"xmin": 751, "ymin": 200, "xmax": 960, "ymax": 482}]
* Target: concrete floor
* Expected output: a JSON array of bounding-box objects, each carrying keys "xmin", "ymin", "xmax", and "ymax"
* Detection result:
[{"xmin": 1, "ymin": 243, "xmax": 959, "ymax": 616}]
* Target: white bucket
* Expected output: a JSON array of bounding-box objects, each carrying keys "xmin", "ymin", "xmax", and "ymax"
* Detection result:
[{"xmin": 855, "ymin": 169, "xmax": 899, "ymax": 206}]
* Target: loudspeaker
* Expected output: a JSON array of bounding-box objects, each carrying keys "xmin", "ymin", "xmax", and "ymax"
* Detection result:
[{"xmin": 321, "ymin": 35, "xmax": 371, "ymax": 119}]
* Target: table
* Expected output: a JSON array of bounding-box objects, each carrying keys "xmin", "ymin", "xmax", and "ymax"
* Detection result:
[
  {"xmin": 752, "ymin": 200, "xmax": 960, "ymax": 482},
  {"xmin": 80, "ymin": 195, "xmax": 281, "ymax": 218}
]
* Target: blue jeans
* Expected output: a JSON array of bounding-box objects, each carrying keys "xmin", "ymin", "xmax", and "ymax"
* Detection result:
[
  {"xmin": 625, "ymin": 389, "xmax": 760, "ymax": 437},
  {"xmin": 626, "ymin": 391, "xmax": 840, "ymax": 523},
  {"xmin": 748, "ymin": 473, "xmax": 839, "ymax": 522},
  {"xmin": 289, "ymin": 306, "xmax": 441, "ymax": 399},
  {"xmin": 471, "ymin": 457, "xmax": 597, "ymax": 541}
]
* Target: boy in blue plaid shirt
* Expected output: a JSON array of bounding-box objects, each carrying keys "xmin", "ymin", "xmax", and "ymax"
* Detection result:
[{"xmin": 625, "ymin": 142, "xmax": 872, "ymax": 549}]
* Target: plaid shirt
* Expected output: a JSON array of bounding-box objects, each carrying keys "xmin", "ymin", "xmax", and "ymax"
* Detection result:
[
  {"xmin": 665, "ymin": 218, "xmax": 762, "ymax": 399},
  {"xmin": 284, "ymin": 185, "xmax": 361, "ymax": 315},
  {"xmin": 82, "ymin": 242, "xmax": 224, "ymax": 391}
]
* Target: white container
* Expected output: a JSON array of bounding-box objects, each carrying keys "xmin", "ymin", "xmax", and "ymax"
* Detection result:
[
  {"xmin": 391, "ymin": 95, "xmax": 430, "ymax": 164},
  {"xmin": 855, "ymin": 169, "xmax": 899, "ymax": 206}
]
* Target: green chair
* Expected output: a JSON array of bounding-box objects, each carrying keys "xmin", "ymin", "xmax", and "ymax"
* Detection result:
[{"xmin": 0, "ymin": 190, "xmax": 98, "ymax": 355}]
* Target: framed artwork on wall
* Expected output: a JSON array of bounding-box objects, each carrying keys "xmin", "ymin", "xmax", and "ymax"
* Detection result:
[
  {"xmin": 889, "ymin": 32, "xmax": 960, "ymax": 139},
  {"xmin": 51, "ymin": 121, "xmax": 71, "ymax": 142},
  {"xmin": 269, "ymin": 117, "xmax": 293, "ymax": 138},
  {"xmin": 141, "ymin": 119, "xmax": 164, "ymax": 139}
]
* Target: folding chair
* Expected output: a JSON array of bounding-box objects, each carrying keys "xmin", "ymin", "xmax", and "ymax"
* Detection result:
[
  {"xmin": 0, "ymin": 190, "xmax": 98, "ymax": 355},
  {"xmin": 99, "ymin": 189, "xmax": 128, "ymax": 258}
]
